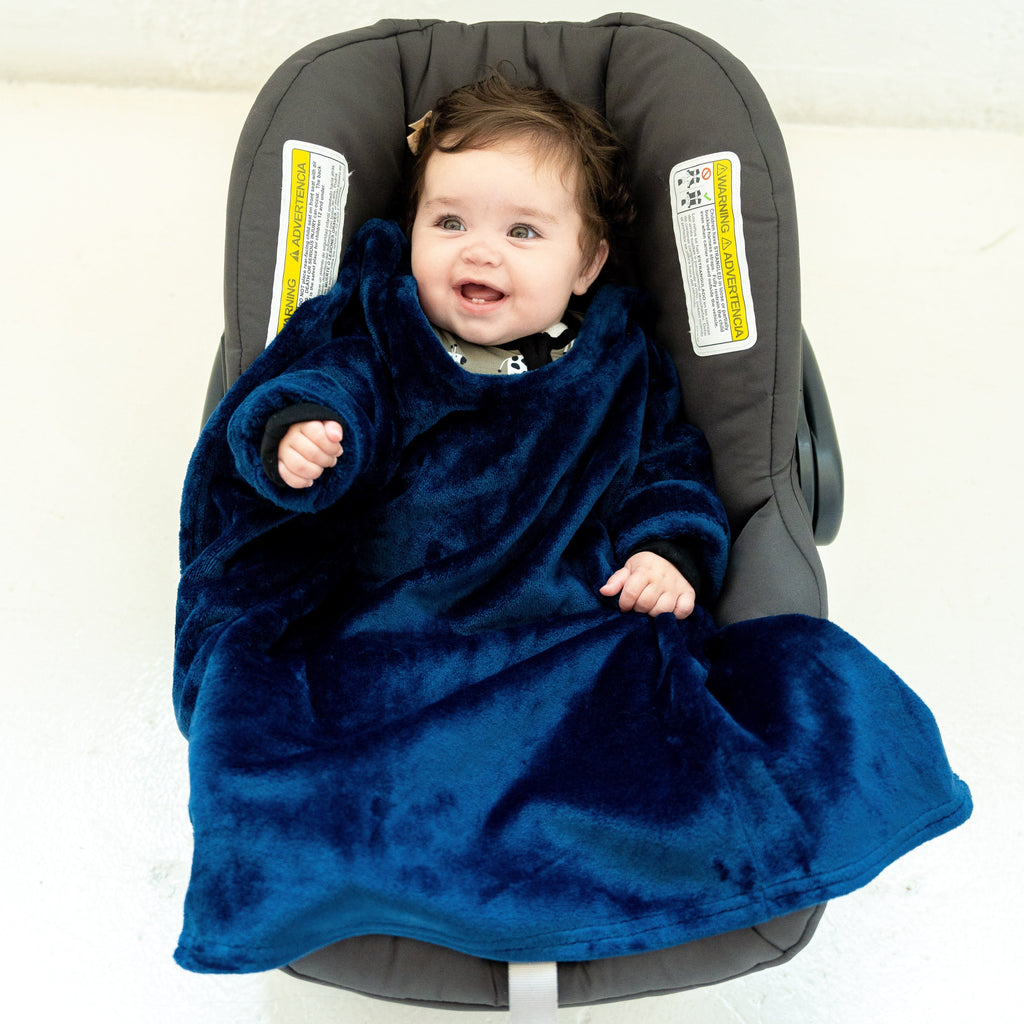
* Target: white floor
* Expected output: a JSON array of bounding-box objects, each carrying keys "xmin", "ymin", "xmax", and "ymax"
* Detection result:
[{"xmin": 0, "ymin": 82, "xmax": 1020, "ymax": 1023}]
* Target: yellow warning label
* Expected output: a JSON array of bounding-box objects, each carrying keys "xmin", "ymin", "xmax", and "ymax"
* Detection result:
[
  {"xmin": 268, "ymin": 140, "xmax": 350, "ymax": 346},
  {"xmin": 669, "ymin": 151, "xmax": 757, "ymax": 356},
  {"xmin": 276, "ymin": 146, "xmax": 310, "ymax": 336},
  {"xmin": 713, "ymin": 158, "xmax": 751, "ymax": 344}
]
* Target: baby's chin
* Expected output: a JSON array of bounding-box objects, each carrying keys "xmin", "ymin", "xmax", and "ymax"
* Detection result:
[{"xmin": 433, "ymin": 316, "xmax": 523, "ymax": 348}]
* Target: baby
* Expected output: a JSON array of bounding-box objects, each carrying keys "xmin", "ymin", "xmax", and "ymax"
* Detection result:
[
  {"xmin": 268, "ymin": 76, "xmax": 700, "ymax": 619},
  {"xmin": 174, "ymin": 72, "xmax": 971, "ymax": 978}
]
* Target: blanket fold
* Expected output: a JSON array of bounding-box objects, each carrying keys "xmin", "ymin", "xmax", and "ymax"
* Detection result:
[{"xmin": 174, "ymin": 219, "xmax": 970, "ymax": 974}]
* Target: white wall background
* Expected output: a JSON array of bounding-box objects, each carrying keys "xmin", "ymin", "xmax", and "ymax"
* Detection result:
[
  {"xmin": 1, "ymin": 2, "xmax": 1021, "ymax": 1024},
  {"xmin": 1, "ymin": 0, "xmax": 1023, "ymax": 131}
]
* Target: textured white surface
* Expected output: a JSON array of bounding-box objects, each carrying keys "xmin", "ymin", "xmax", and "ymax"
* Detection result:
[
  {"xmin": 0, "ymin": 0, "xmax": 1022, "ymax": 130},
  {"xmin": 0, "ymin": 79, "xmax": 1019, "ymax": 1023}
]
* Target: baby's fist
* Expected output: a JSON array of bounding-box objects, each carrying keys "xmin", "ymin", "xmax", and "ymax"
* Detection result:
[{"xmin": 277, "ymin": 420, "xmax": 344, "ymax": 489}]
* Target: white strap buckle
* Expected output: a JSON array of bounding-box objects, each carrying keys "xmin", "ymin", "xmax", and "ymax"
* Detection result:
[{"xmin": 508, "ymin": 962, "xmax": 558, "ymax": 1022}]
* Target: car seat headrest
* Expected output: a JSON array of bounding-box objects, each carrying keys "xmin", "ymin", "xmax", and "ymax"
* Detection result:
[{"xmin": 222, "ymin": 14, "xmax": 805, "ymax": 556}]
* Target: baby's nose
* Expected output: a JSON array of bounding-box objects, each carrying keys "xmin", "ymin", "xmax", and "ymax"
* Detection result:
[{"xmin": 462, "ymin": 236, "xmax": 501, "ymax": 265}]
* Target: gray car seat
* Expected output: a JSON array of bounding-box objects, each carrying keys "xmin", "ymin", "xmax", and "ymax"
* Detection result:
[{"xmin": 201, "ymin": 12, "xmax": 843, "ymax": 1010}]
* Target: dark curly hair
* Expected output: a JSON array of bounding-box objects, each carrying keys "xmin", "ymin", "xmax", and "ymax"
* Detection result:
[{"xmin": 407, "ymin": 72, "xmax": 635, "ymax": 272}]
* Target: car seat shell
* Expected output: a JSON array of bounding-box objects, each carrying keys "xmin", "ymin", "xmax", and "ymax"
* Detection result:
[{"xmin": 202, "ymin": 12, "xmax": 843, "ymax": 1007}]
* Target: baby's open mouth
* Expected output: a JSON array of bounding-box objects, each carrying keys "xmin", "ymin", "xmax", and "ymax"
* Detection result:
[{"xmin": 460, "ymin": 283, "xmax": 505, "ymax": 304}]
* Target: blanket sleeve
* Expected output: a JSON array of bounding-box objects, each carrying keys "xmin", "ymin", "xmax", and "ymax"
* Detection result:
[
  {"xmin": 226, "ymin": 333, "xmax": 397, "ymax": 514},
  {"xmin": 174, "ymin": 236, "xmax": 398, "ymax": 736},
  {"xmin": 609, "ymin": 338, "xmax": 731, "ymax": 604}
]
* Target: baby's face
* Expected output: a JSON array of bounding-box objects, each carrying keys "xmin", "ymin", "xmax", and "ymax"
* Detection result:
[{"xmin": 410, "ymin": 142, "xmax": 607, "ymax": 347}]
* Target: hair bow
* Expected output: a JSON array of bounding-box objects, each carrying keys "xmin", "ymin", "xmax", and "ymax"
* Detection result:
[{"xmin": 406, "ymin": 111, "xmax": 433, "ymax": 155}]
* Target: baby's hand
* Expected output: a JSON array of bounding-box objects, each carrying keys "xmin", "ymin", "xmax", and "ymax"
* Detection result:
[
  {"xmin": 600, "ymin": 551, "xmax": 696, "ymax": 620},
  {"xmin": 277, "ymin": 420, "xmax": 344, "ymax": 489}
]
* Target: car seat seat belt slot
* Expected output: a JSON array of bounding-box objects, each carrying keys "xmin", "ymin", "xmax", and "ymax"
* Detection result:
[{"xmin": 508, "ymin": 962, "xmax": 558, "ymax": 1022}]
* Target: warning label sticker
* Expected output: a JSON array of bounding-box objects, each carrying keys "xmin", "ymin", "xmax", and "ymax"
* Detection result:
[
  {"xmin": 669, "ymin": 152, "xmax": 756, "ymax": 356},
  {"xmin": 267, "ymin": 140, "xmax": 349, "ymax": 345}
]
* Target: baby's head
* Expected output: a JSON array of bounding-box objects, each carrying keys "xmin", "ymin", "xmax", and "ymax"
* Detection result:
[
  {"xmin": 406, "ymin": 75, "xmax": 635, "ymax": 347},
  {"xmin": 407, "ymin": 74, "xmax": 633, "ymax": 272}
]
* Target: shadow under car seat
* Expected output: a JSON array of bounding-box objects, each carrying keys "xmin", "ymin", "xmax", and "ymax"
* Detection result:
[{"xmin": 201, "ymin": 12, "xmax": 843, "ymax": 1010}]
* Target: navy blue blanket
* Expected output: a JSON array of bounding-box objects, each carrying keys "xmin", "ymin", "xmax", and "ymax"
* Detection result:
[{"xmin": 174, "ymin": 220, "xmax": 970, "ymax": 973}]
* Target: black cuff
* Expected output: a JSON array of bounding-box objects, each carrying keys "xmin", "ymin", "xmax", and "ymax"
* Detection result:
[{"xmin": 260, "ymin": 403, "xmax": 345, "ymax": 486}]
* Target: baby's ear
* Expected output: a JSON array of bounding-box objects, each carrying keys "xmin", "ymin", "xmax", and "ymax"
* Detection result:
[{"xmin": 573, "ymin": 239, "xmax": 609, "ymax": 295}]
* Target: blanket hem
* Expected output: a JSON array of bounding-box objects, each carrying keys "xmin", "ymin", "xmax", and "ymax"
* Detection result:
[{"xmin": 174, "ymin": 785, "xmax": 971, "ymax": 974}]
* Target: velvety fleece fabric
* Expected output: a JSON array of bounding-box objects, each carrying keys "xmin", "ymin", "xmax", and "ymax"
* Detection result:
[{"xmin": 173, "ymin": 219, "xmax": 971, "ymax": 974}]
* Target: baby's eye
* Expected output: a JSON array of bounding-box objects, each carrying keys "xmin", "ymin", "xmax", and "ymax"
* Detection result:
[
  {"xmin": 508, "ymin": 224, "xmax": 538, "ymax": 240},
  {"xmin": 438, "ymin": 216, "xmax": 465, "ymax": 231}
]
